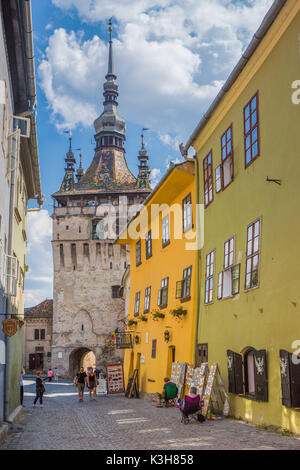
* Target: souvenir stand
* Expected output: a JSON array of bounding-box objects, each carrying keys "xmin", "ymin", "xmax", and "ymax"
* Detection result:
[
  {"xmin": 202, "ymin": 363, "xmax": 230, "ymax": 416},
  {"xmin": 171, "ymin": 362, "xmax": 187, "ymax": 399},
  {"xmin": 190, "ymin": 363, "xmax": 208, "ymax": 398}
]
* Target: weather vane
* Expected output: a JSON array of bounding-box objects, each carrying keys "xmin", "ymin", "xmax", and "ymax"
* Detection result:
[{"xmin": 141, "ymin": 127, "xmax": 150, "ymax": 147}]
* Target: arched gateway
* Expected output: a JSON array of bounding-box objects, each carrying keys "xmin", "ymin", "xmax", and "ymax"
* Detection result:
[{"xmin": 69, "ymin": 348, "xmax": 96, "ymax": 378}]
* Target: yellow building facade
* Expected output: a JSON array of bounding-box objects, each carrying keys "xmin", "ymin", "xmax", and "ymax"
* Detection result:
[
  {"xmin": 183, "ymin": 0, "xmax": 300, "ymax": 433},
  {"xmin": 117, "ymin": 162, "xmax": 197, "ymax": 394}
]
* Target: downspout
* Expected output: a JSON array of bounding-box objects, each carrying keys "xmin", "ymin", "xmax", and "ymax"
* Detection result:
[{"xmin": 180, "ymin": 150, "xmax": 200, "ymax": 366}]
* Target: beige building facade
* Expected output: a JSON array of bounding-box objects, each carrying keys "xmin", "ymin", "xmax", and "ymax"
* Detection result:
[{"xmin": 23, "ymin": 300, "xmax": 53, "ymax": 372}]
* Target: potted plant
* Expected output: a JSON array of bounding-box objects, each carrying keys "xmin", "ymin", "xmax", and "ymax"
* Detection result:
[
  {"xmin": 152, "ymin": 309, "xmax": 165, "ymax": 321},
  {"xmin": 138, "ymin": 314, "xmax": 148, "ymax": 322},
  {"xmin": 170, "ymin": 306, "xmax": 187, "ymax": 320},
  {"xmin": 128, "ymin": 319, "xmax": 138, "ymax": 327}
]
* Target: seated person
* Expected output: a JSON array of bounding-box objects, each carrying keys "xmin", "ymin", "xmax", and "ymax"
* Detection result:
[
  {"xmin": 181, "ymin": 387, "xmax": 205, "ymax": 421},
  {"xmin": 157, "ymin": 377, "xmax": 178, "ymax": 407}
]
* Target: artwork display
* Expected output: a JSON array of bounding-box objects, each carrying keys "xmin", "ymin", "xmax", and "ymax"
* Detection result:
[
  {"xmin": 106, "ymin": 364, "xmax": 125, "ymax": 394},
  {"xmin": 96, "ymin": 378, "xmax": 107, "ymax": 396}
]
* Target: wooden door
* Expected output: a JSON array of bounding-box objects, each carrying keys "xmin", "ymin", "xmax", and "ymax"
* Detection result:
[{"xmin": 196, "ymin": 343, "xmax": 208, "ymax": 366}]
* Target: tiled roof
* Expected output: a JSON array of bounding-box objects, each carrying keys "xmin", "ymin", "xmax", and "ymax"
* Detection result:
[{"xmin": 25, "ymin": 299, "xmax": 53, "ymax": 319}]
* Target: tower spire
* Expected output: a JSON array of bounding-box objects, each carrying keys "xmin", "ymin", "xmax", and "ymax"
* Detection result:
[
  {"xmin": 60, "ymin": 135, "xmax": 76, "ymax": 192},
  {"xmin": 136, "ymin": 128, "xmax": 151, "ymax": 190}
]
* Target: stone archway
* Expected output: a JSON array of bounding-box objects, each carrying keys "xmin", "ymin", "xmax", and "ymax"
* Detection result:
[{"xmin": 69, "ymin": 347, "xmax": 96, "ymax": 378}]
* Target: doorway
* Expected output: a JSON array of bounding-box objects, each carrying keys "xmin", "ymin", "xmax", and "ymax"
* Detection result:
[
  {"xmin": 29, "ymin": 353, "xmax": 44, "ymax": 371},
  {"xmin": 69, "ymin": 348, "xmax": 96, "ymax": 377},
  {"xmin": 196, "ymin": 343, "xmax": 208, "ymax": 366}
]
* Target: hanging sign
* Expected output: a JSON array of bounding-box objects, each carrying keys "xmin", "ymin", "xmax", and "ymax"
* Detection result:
[
  {"xmin": 2, "ymin": 318, "xmax": 18, "ymax": 337},
  {"xmin": 106, "ymin": 364, "xmax": 125, "ymax": 394}
]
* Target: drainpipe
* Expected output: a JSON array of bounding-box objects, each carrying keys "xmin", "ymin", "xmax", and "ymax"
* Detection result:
[{"xmin": 180, "ymin": 149, "xmax": 200, "ymax": 366}]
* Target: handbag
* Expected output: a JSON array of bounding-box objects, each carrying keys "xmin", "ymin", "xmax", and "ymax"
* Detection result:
[{"xmin": 41, "ymin": 384, "xmax": 46, "ymax": 393}]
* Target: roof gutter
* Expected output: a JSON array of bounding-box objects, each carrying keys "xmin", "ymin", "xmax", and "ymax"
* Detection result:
[
  {"xmin": 181, "ymin": 0, "xmax": 287, "ymax": 155},
  {"xmin": 22, "ymin": 0, "xmax": 43, "ymax": 206}
]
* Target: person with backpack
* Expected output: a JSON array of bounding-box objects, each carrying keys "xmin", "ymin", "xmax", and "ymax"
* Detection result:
[{"xmin": 33, "ymin": 371, "xmax": 46, "ymax": 408}]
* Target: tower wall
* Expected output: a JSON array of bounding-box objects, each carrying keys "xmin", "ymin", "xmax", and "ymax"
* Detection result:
[{"xmin": 51, "ymin": 207, "xmax": 131, "ymax": 377}]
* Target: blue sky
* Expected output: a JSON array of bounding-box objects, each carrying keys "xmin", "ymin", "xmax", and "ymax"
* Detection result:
[{"xmin": 24, "ymin": 0, "xmax": 274, "ymax": 307}]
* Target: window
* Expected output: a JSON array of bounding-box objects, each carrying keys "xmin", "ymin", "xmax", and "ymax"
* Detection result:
[
  {"xmin": 244, "ymin": 92, "xmax": 259, "ymax": 167},
  {"xmin": 59, "ymin": 244, "xmax": 64, "ymax": 267},
  {"xmin": 71, "ymin": 244, "xmax": 77, "ymax": 269},
  {"xmin": 152, "ymin": 339, "xmax": 157, "ymax": 359},
  {"xmin": 218, "ymin": 264, "xmax": 240, "ymax": 300},
  {"xmin": 112, "ymin": 286, "xmax": 121, "ymax": 298},
  {"xmin": 224, "ymin": 236, "xmax": 234, "ymax": 269},
  {"xmin": 158, "ymin": 277, "xmax": 169, "ymax": 308},
  {"xmin": 176, "ymin": 266, "xmax": 192, "ymax": 301},
  {"xmin": 280, "ymin": 350, "xmax": 300, "ymax": 408},
  {"xmin": 183, "ymin": 193, "xmax": 192, "ymax": 232},
  {"xmin": 144, "ymin": 286, "xmax": 151, "ymax": 313},
  {"xmin": 134, "ymin": 292, "xmax": 140, "ymax": 316},
  {"xmin": 34, "ymin": 329, "xmax": 39, "ymax": 340},
  {"xmin": 83, "ymin": 243, "xmax": 89, "ymax": 260},
  {"xmin": 227, "ymin": 349, "xmax": 268, "ymax": 401},
  {"xmin": 40, "ymin": 329, "xmax": 45, "ymax": 340},
  {"xmin": 245, "ymin": 218, "xmax": 261, "ymax": 290},
  {"xmin": 136, "ymin": 240, "xmax": 141, "ymax": 266},
  {"xmin": 205, "ymin": 251, "xmax": 215, "ymax": 304},
  {"xmin": 92, "ymin": 219, "xmax": 105, "ymax": 240},
  {"xmin": 145, "ymin": 230, "xmax": 152, "ymax": 259},
  {"xmin": 203, "ymin": 152, "xmax": 213, "ymax": 207},
  {"xmin": 197, "ymin": 344, "xmax": 208, "ymax": 367},
  {"xmin": 162, "ymin": 215, "xmax": 170, "ymax": 247}
]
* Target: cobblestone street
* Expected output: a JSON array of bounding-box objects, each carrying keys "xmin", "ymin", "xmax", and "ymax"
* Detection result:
[{"xmin": 0, "ymin": 379, "xmax": 300, "ymax": 450}]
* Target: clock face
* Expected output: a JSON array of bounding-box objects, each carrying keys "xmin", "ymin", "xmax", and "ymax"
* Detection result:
[{"xmin": 96, "ymin": 219, "xmax": 106, "ymax": 240}]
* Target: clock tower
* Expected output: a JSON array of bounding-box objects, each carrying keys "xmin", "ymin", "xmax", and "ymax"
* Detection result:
[{"xmin": 51, "ymin": 24, "xmax": 151, "ymax": 377}]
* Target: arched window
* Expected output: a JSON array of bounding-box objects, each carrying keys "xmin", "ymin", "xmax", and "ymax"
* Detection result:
[{"xmin": 244, "ymin": 348, "xmax": 256, "ymax": 396}]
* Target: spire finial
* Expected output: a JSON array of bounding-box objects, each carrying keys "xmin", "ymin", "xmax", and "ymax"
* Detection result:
[
  {"xmin": 108, "ymin": 17, "xmax": 112, "ymax": 42},
  {"xmin": 107, "ymin": 18, "xmax": 114, "ymax": 76}
]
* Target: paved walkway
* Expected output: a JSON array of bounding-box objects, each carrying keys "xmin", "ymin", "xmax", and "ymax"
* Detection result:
[{"xmin": 1, "ymin": 378, "xmax": 300, "ymax": 450}]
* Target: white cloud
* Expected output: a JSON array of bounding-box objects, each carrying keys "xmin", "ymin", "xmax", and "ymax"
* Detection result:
[
  {"xmin": 25, "ymin": 210, "xmax": 53, "ymax": 308},
  {"xmin": 40, "ymin": 0, "xmax": 273, "ymax": 141},
  {"xmin": 150, "ymin": 168, "xmax": 161, "ymax": 188}
]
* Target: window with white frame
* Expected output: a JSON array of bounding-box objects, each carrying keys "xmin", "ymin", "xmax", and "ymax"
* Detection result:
[
  {"xmin": 224, "ymin": 236, "xmax": 235, "ymax": 269},
  {"xmin": 203, "ymin": 152, "xmax": 213, "ymax": 207},
  {"xmin": 162, "ymin": 214, "xmax": 170, "ymax": 247},
  {"xmin": 144, "ymin": 286, "xmax": 151, "ymax": 313},
  {"xmin": 3, "ymin": 254, "xmax": 18, "ymax": 297},
  {"xmin": 158, "ymin": 277, "xmax": 168, "ymax": 308},
  {"xmin": 136, "ymin": 240, "xmax": 141, "ymax": 266},
  {"xmin": 216, "ymin": 125, "xmax": 234, "ymax": 193},
  {"xmin": 205, "ymin": 251, "xmax": 215, "ymax": 304},
  {"xmin": 245, "ymin": 218, "xmax": 261, "ymax": 290},
  {"xmin": 218, "ymin": 264, "xmax": 240, "ymax": 300},
  {"xmin": 145, "ymin": 230, "xmax": 152, "ymax": 259},
  {"xmin": 134, "ymin": 291, "xmax": 140, "ymax": 316},
  {"xmin": 183, "ymin": 193, "xmax": 192, "ymax": 232}
]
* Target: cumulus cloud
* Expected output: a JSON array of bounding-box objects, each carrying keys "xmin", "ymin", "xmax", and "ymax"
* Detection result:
[
  {"xmin": 150, "ymin": 168, "xmax": 162, "ymax": 188},
  {"xmin": 39, "ymin": 0, "xmax": 273, "ymax": 141},
  {"xmin": 24, "ymin": 210, "xmax": 53, "ymax": 308}
]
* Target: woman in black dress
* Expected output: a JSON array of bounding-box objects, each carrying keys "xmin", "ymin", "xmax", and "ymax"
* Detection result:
[{"xmin": 87, "ymin": 369, "xmax": 97, "ymax": 400}]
